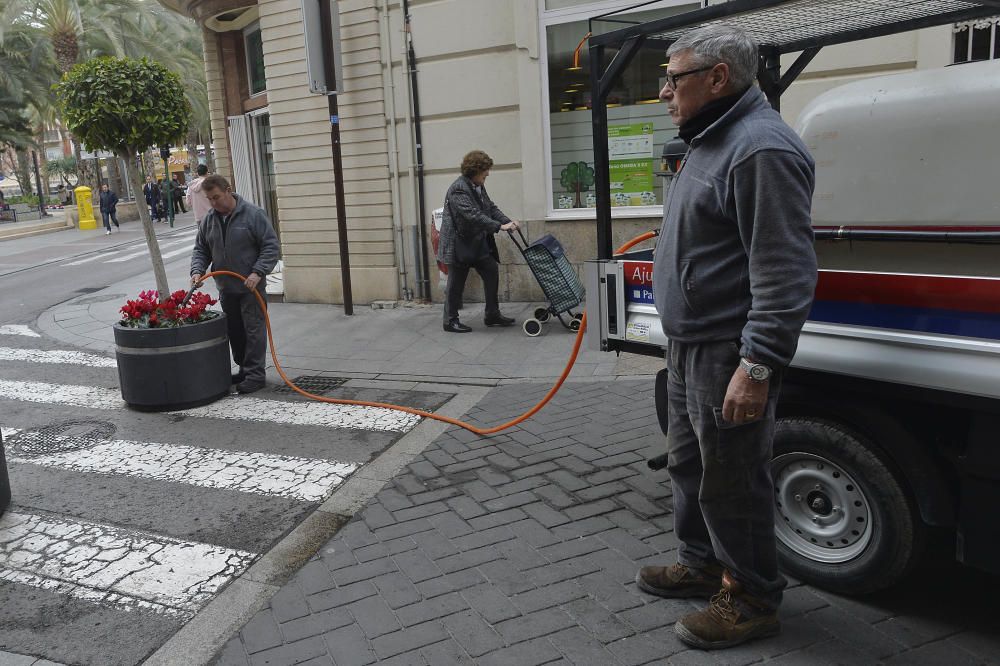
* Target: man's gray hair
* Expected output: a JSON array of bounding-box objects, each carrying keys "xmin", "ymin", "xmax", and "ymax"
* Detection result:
[{"xmin": 666, "ymin": 24, "xmax": 759, "ymax": 90}]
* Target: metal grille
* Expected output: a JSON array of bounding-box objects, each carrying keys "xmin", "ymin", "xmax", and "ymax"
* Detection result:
[
  {"xmin": 6, "ymin": 420, "xmax": 116, "ymax": 457},
  {"xmin": 523, "ymin": 243, "xmax": 586, "ymax": 314},
  {"xmin": 273, "ymin": 375, "xmax": 348, "ymax": 394},
  {"xmin": 600, "ymin": 0, "xmax": 1000, "ymax": 51}
]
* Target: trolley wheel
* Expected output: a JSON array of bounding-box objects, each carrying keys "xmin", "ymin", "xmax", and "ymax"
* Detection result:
[
  {"xmin": 572, "ymin": 312, "xmax": 584, "ymax": 321},
  {"xmin": 534, "ymin": 307, "xmax": 551, "ymax": 322},
  {"xmin": 569, "ymin": 318, "xmax": 582, "ymax": 332},
  {"xmin": 523, "ymin": 318, "xmax": 543, "ymax": 337}
]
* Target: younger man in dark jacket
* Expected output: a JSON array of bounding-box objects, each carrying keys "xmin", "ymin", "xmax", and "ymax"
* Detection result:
[
  {"xmin": 98, "ymin": 183, "xmax": 120, "ymax": 234},
  {"xmin": 190, "ymin": 175, "xmax": 280, "ymax": 394}
]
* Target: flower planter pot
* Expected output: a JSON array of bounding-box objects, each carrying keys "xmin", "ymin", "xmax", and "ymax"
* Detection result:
[{"xmin": 114, "ymin": 313, "xmax": 231, "ymax": 411}]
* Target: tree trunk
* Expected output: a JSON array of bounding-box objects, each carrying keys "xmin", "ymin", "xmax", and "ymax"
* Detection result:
[
  {"xmin": 121, "ymin": 149, "xmax": 170, "ymax": 298},
  {"xmin": 14, "ymin": 150, "xmax": 32, "ymax": 196},
  {"xmin": 107, "ymin": 157, "xmax": 125, "ymax": 198},
  {"xmin": 203, "ymin": 130, "xmax": 216, "ymax": 173}
]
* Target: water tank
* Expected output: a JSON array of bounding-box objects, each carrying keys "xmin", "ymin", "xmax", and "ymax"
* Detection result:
[{"xmin": 795, "ymin": 60, "xmax": 1000, "ymax": 227}]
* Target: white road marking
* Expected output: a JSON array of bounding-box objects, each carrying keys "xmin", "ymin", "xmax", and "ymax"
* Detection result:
[
  {"xmin": 0, "ymin": 379, "xmax": 421, "ymax": 432},
  {"xmin": 104, "ymin": 237, "xmax": 193, "ymax": 264},
  {"xmin": 0, "ymin": 512, "xmax": 255, "ymax": 619},
  {"xmin": 158, "ymin": 246, "xmax": 192, "ymax": 261},
  {"xmin": 0, "ymin": 347, "xmax": 117, "ymax": 367},
  {"xmin": 64, "ymin": 235, "xmax": 194, "ymax": 266},
  {"xmin": 6, "ymin": 430, "xmax": 358, "ymax": 502},
  {"xmin": 0, "ymin": 325, "xmax": 41, "ymax": 338}
]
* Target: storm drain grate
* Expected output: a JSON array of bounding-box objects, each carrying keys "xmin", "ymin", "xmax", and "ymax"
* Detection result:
[
  {"xmin": 273, "ymin": 375, "xmax": 348, "ymax": 395},
  {"xmin": 6, "ymin": 420, "xmax": 116, "ymax": 457}
]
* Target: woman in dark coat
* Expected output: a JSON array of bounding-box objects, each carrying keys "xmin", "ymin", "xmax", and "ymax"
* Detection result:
[{"xmin": 437, "ymin": 150, "xmax": 519, "ymax": 333}]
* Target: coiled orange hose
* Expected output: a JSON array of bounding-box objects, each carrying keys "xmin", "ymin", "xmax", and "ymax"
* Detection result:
[{"xmin": 200, "ymin": 231, "xmax": 656, "ymax": 436}]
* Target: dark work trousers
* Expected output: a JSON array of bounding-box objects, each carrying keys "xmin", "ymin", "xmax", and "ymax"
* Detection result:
[
  {"xmin": 665, "ymin": 339, "xmax": 786, "ymax": 610},
  {"xmin": 220, "ymin": 288, "xmax": 268, "ymax": 384},
  {"xmin": 101, "ymin": 210, "xmax": 119, "ymax": 231},
  {"xmin": 443, "ymin": 257, "xmax": 499, "ymax": 324}
]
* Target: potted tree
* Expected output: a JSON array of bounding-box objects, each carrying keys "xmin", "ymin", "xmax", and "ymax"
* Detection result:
[{"xmin": 56, "ymin": 57, "xmax": 230, "ymax": 410}]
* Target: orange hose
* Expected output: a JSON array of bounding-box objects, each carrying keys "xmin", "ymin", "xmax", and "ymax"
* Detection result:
[{"xmin": 201, "ymin": 231, "xmax": 655, "ymax": 436}]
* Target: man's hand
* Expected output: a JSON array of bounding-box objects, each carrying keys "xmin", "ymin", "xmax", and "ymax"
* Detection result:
[
  {"xmin": 722, "ymin": 367, "xmax": 769, "ymax": 425},
  {"xmin": 191, "ymin": 273, "xmax": 203, "ymax": 287},
  {"xmin": 244, "ymin": 272, "xmax": 261, "ymax": 290}
]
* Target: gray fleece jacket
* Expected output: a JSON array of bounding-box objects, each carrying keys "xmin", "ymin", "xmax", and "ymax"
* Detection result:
[
  {"xmin": 652, "ymin": 86, "xmax": 817, "ymax": 369},
  {"xmin": 190, "ymin": 194, "xmax": 280, "ymax": 294}
]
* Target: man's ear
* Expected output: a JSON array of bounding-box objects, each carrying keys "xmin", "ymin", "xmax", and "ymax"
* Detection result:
[{"xmin": 710, "ymin": 62, "xmax": 730, "ymax": 93}]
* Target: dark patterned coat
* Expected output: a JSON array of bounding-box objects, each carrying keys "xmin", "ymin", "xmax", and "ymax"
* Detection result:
[{"xmin": 437, "ymin": 175, "xmax": 511, "ymax": 266}]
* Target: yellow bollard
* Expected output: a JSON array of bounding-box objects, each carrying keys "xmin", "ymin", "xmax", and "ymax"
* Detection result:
[{"xmin": 75, "ymin": 185, "xmax": 97, "ymax": 230}]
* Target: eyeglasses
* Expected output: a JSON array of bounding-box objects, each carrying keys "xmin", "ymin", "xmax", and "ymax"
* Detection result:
[{"xmin": 664, "ymin": 65, "xmax": 716, "ymax": 90}]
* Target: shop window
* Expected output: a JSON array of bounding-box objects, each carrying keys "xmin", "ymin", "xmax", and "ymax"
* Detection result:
[
  {"xmin": 245, "ymin": 27, "xmax": 266, "ymax": 95},
  {"xmin": 953, "ymin": 18, "xmax": 999, "ymax": 63},
  {"xmin": 543, "ymin": 1, "xmax": 698, "ymax": 216}
]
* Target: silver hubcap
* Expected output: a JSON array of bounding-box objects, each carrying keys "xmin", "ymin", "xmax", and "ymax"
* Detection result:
[{"xmin": 771, "ymin": 452, "xmax": 873, "ymax": 563}]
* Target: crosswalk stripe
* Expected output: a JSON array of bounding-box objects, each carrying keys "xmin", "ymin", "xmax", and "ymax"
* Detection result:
[
  {"xmin": 104, "ymin": 237, "xmax": 194, "ymax": 264},
  {"xmin": 0, "ymin": 325, "xmax": 40, "ymax": 338},
  {"xmin": 64, "ymin": 235, "xmax": 195, "ymax": 267},
  {"xmin": 5, "ymin": 429, "xmax": 358, "ymax": 502},
  {"xmin": 0, "ymin": 347, "xmax": 117, "ymax": 367},
  {"xmin": 158, "ymin": 246, "xmax": 191, "ymax": 261},
  {"xmin": 0, "ymin": 512, "xmax": 255, "ymax": 619},
  {"xmin": 0, "ymin": 379, "xmax": 421, "ymax": 432}
]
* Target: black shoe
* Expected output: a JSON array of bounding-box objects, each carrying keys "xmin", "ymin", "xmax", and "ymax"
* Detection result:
[
  {"xmin": 443, "ymin": 320, "xmax": 472, "ymax": 333},
  {"xmin": 231, "ymin": 372, "xmax": 245, "ymax": 385},
  {"xmin": 236, "ymin": 380, "xmax": 265, "ymax": 394},
  {"xmin": 484, "ymin": 313, "xmax": 515, "ymax": 327}
]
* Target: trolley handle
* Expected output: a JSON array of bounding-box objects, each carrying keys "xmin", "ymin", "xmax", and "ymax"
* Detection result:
[{"xmin": 506, "ymin": 226, "xmax": 530, "ymax": 251}]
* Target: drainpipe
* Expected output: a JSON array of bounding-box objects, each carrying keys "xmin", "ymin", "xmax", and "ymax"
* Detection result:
[
  {"xmin": 380, "ymin": 0, "xmax": 411, "ymax": 301},
  {"xmin": 401, "ymin": 0, "xmax": 431, "ymax": 302}
]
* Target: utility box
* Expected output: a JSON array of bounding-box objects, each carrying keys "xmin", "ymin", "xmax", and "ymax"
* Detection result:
[{"xmin": 75, "ymin": 185, "xmax": 97, "ymax": 230}]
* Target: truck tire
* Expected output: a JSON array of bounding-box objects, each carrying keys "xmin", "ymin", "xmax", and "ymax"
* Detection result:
[{"xmin": 771, "ymin": 417, "xmax": 923, "ymax": 595}]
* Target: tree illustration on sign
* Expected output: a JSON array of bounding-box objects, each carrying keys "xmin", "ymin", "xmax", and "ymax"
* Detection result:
[{"xmin": 560, "ymin": 161, "xmax": 595, "ymax": 208}]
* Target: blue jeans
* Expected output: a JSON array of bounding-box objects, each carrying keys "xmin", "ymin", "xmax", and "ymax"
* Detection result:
[
  {"xmin": 665, "ymin": 339, "xmax": 786, "ymax": 609},
  {"xmin": 101, "ymin": 209, "xmax": 119, "ymax": 231}
]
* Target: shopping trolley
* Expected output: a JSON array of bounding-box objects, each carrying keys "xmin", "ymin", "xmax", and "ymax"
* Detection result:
[{"xmin": 508, "ymin": 228, "xmax": 585, "ymax": 337}]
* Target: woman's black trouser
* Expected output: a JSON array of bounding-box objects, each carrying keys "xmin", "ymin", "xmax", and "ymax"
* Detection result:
[{"xmin": 443, "ymin": 257, "xmax": 499, "ymax": 324}]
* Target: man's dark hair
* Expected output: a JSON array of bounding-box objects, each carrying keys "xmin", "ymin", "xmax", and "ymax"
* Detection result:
[
  {"xmin": 201, "ymin": 174, "xmax": 231, "ymax": 193},
  {"xmin": 196, "ymin": 164, "xmax": 208, "ymax": 176}
]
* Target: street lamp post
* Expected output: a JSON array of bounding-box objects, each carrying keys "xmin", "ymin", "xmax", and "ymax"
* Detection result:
[{"xmin": 160, "ymin": 146, "xmax": 174, "ymax": 228}]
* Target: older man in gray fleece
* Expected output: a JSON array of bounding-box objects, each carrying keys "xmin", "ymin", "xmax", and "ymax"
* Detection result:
[
  {"xmin": 636, "ymin": 24, "xmax": 818, "ymax": 650},
  {"xmin": 191, "ymin": 175, "xmax": 280, "ymax": 395}
]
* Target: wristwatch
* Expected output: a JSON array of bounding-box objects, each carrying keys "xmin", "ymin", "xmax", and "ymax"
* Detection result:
[{"xmin": 740, "ymin": 357, "xmax": 772, "ymax": 382}]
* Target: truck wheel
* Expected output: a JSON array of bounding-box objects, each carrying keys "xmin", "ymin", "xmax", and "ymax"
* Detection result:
[{"xmin": 771, "ymin": 418, "xmax": 922, "ymax": 595}]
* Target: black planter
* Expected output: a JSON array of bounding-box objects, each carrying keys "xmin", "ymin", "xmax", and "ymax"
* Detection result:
[{"xmin": 114, "ymin": 313, "xmax": 231, "ymax": 411}]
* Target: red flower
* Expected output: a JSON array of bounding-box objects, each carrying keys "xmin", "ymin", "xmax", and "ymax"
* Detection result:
[{"xmin": 118, "ymin": 288, "xmax": 221, "ymax": 329}]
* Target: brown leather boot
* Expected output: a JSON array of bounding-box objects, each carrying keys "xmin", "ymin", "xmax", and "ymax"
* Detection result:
[
  {"xmin": 635, "ymin": 561, "xmax": 724, "ymax": 599},
  {"xmin": 674, "ymin": 570, "xmax": 780, "ymax": 650}
]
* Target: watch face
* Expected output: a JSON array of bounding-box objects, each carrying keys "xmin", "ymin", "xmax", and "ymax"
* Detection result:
[{"xmin": 750, "ymin": 364, "xmax": 770, "ymax": 381}]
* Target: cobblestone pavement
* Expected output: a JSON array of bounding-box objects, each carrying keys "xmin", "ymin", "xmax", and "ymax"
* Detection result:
[{"xmin": 215, "ymin": 380, "xmax": 1000, "ymax": 665}]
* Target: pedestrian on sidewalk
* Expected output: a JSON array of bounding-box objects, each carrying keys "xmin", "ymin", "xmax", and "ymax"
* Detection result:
[
  {"xmin": 98, "ymin": 183, "xmax": 120, "ymax": 234},
  {"xmin": 185, "ymin": 164, "xmax": 212, "ymax": 223},
  {"xmin": 190, "ymin": 175, "xmax": 280, "ymax": 395},
  {"xmin": 637, "ymin": 24, "xmax": 817, "ymax": 650},
  {"xmin": 170, "ymin": 176, "xmax": 187, "ymax": 214},
  {"xmin": 437, "ymin": 150, "xmax": 519, "ymax": 333},
  {"xmin": 142, "ymin": 176, "xmax": 161, "ymax": 222}
]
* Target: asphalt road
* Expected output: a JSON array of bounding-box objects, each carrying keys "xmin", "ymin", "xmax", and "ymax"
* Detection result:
[{"xmin": 0, "ymin": 218, "xmax": 453, "ymax": 664}]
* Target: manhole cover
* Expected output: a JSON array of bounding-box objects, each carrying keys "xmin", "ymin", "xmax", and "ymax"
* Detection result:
[
  {"xmin": 6, "ymin": 420, "xmax": 116, "ymax": 457},
  {"xmin": 273, "ymin": 375, "xmax": 348, "ymax": 395},
  {"xmin": 72, "ymin": 293, "xmax": 127, "ymax": 306}
]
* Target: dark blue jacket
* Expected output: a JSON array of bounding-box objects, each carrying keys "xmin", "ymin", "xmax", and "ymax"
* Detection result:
[{"xmin": 99, "ymin": 190, "xmax": 119, "ymax": 213}]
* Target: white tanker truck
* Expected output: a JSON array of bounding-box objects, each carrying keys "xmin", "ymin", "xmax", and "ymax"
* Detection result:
[{"xmin": 584, "ymin": 1, "xmax": 1000, "ymax": 594}]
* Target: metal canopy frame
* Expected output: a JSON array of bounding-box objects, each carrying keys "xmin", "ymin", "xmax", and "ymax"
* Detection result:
[{"xmin": 588, "ymin": 0, "xmax": 1000, "ymax": 259}]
